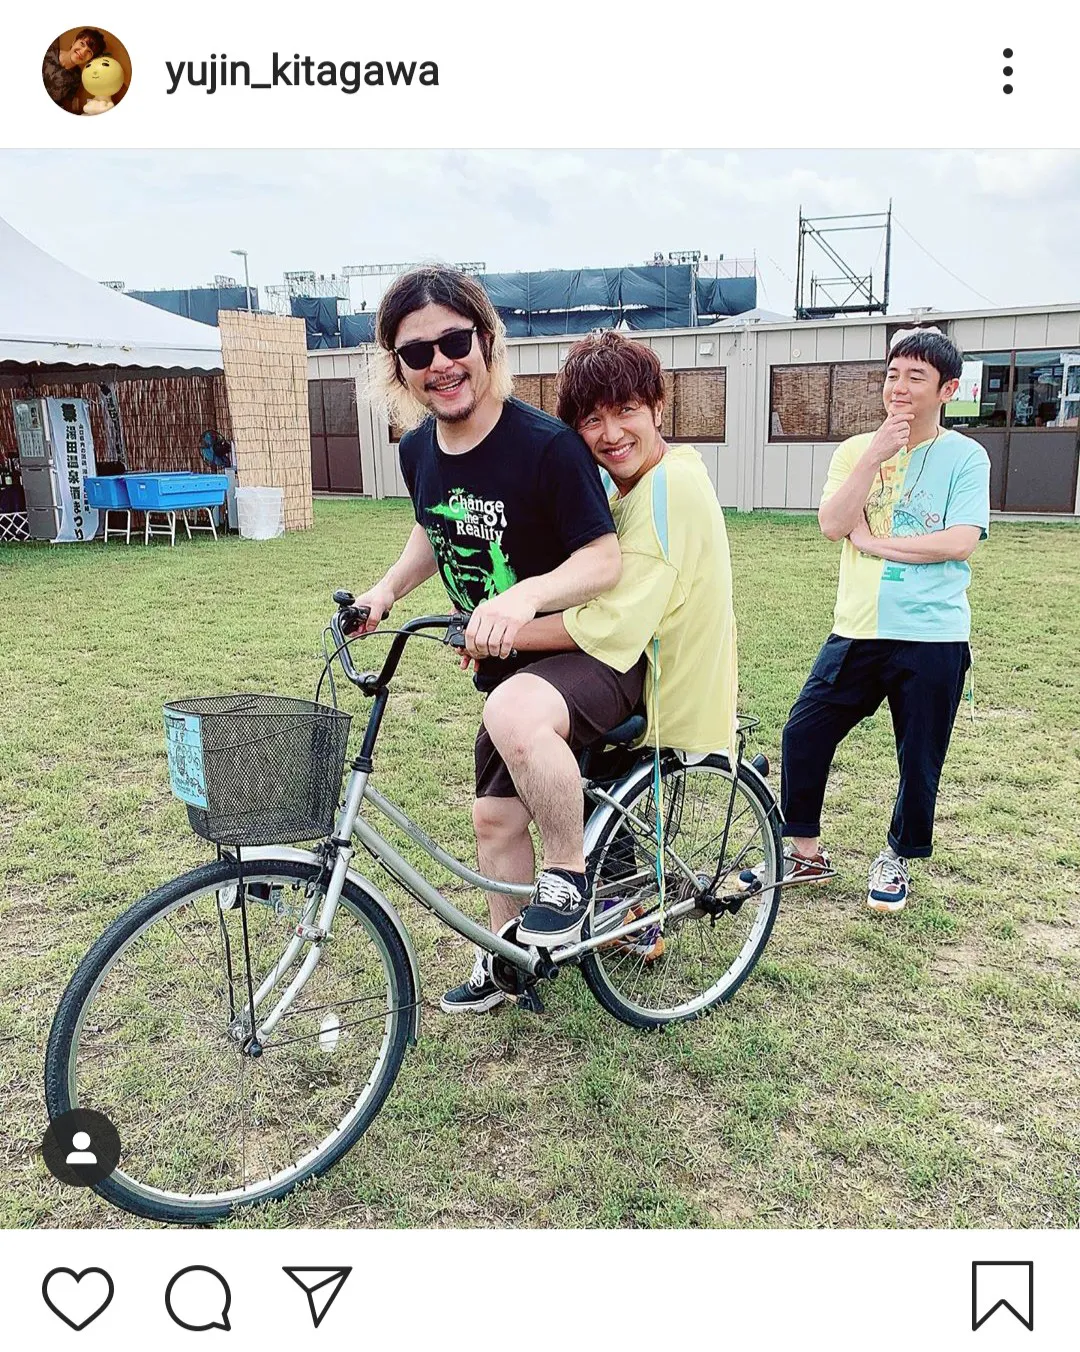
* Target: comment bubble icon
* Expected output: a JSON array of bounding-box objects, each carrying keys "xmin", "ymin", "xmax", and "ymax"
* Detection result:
[{"xmin": 165, "ymin": 1265, "xmax": 232, "ymax": 1332}]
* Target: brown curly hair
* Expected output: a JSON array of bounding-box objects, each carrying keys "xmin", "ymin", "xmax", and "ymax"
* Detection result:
[{"xmin": 556, "ymin": 330, "xmax": 665, "ymax": 429}]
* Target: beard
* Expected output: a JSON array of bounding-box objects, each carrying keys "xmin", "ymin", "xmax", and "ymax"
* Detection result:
[
  {"xmin": 432, "ymin": 399, "xmax": 477, "ymax": 424},
  {"xmin": 425, "ymin": 376, "xmax": 478, "ymax": 424}
]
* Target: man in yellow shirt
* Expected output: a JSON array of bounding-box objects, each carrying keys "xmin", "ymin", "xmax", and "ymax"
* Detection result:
[{"xmin": 510, "ymin": 331, "xmax": 739, "ymax": 939}]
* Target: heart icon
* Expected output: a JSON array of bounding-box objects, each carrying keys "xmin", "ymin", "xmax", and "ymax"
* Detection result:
[{"xmin": 42, "ymin": 1267, "xmax": 114, "ymax": 1331}]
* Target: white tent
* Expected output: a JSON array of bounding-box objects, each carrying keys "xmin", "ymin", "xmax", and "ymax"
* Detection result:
[{"xmin": 0, "ymin": 216, "xmax": 223, "ymax": 371}]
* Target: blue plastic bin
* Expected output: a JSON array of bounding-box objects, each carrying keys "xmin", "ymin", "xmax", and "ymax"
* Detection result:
[
  {"xmin": 85, "ymin": 476, "xmax": 132, "ymax": 509},
  {"xmin": 124, "ymin": 473, "xmax": 227, "ymax": 511}
]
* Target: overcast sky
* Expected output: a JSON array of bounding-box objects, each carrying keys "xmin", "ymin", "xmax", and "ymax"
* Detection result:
[{"xmin": 4, "ymin": 149, "xmax": 1079, "ymax": 318}]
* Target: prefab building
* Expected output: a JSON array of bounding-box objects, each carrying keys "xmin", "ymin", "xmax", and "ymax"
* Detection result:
[{"xmin": 307, "ymin": 302, "xmax": 1080, "ymax": 518}]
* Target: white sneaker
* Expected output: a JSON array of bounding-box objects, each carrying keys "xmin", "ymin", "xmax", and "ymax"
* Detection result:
[{"xmin": 867, "ymin": 850, "xmax": 911, "ymax": 913}]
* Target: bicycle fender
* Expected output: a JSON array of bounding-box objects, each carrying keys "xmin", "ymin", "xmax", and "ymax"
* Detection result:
[
  {"xmin": 584, "ymin": 758, "xmax": 659, "ymax": 857},
  {"xmin": 234, "ymin": 845, "xmax": 422, "ymax": 1044},
  {"xmin": 729, "ymin": 753, "xmax": 773, "ymax": 801}
]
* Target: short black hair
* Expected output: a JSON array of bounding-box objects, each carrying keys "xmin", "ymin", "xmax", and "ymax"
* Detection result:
[{"xmin": 888, "ymin": 330, "xmax": 963, "ymax": 386}]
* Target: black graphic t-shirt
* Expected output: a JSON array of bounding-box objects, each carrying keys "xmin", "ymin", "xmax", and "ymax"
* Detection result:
[{"xmin": 399, "ymin": 397, "xmax": 616, "ymax": 688}]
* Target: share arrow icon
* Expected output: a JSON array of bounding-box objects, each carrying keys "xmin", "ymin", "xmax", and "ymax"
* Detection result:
[{"xmin": 283, "ymin": 1267, "xmax": 352, "ymax": 1329}]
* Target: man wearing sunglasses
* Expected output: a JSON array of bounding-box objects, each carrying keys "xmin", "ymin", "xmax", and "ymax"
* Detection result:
[{"xmin": 356, "ymin": 266, "xmax": 631, "ymax": 1012}]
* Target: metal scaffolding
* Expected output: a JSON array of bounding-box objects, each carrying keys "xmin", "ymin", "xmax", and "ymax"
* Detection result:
[
  {"xmin": 341, "ymin": 261, "xmax": 486, "ymax": 278},
  {"xmin": 265, "ymin": 271, "xmax": 352, "ymax": 314},
  {"xmin": 795, "ymin": 203, "xmax": 892, "ymax": 320}
]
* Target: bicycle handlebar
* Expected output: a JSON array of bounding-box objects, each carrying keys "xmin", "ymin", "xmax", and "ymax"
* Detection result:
[{"xmin": 330, "ymin": 591, "xmax": 467, "ymax": 695}]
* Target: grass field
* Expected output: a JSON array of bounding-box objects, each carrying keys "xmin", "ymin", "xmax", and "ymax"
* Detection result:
[{"xmin": 2, "ymin": 499, "xmax": 1078, "ymax": 1229}]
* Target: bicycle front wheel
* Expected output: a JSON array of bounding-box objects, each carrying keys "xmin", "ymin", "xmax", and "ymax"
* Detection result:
[
  {"xmin": 45, "ymin": 857, "xmax": 414, "ymax": 1223},
  {"xmin": 581, "ymin": 754, "xmax": 782, "ymax": 1029}
]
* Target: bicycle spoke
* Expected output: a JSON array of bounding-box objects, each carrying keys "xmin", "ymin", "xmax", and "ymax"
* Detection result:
[
  {"xmin": 162, "ymin": 908, "xmax": 226, "ymax": 1003},
  {"xmin": 62, "ymin": 864, "xmax": 409, "ymax": 1212},
  {"xmin": 263, "ymin": 1000, "xmax": 416, "ymax": 1051},
  {"xmin": 584, "ymin": 759, "xmax": 781, "ymax": 1022}
]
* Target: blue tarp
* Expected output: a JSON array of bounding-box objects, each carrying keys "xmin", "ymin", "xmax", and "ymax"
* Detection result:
[
  {"xmin": 478, "ymin": 264, "xmax": 749, "ymax": 334},
  {"xmin": 340, "ymin": 312, "xmax": 377, "ymax": 348},
  {"xmin": 484, "ymin": 268, "xmax": 621, "ymax": 312},
  {"xmin": 500, "ymin": 312, "xmax": 532, "ymax": 338},
  {"xmin": 496, "ymin": 308, "xmax": 620, "ymax": 337},
  {"xmin": 620, "ymin": 265, "xmax": 693, "ymax": 312},
  {"xmin": 695, "ymin": 275, "xmax": 757, "ymax": 318},
  {"xmin": 535, "ymin": 309, "xmax": 624, "ymax": 336},
  {"xmin": 618, "ymin": 266, "xmax": 693, "ymax": 327},
  {"xmin": 528, "ymin": 309, "xmax": 621, "ymax": 336},
  {"xmin": 624, "ymin": 307, "xmax": 685, "ymax": 331},
  {"xmin": 127, "ymin": 286, "xmax": 258, "ymax": 325},
  {"xmin": 482, "ymin": 273, "xmax": 531, "ymax": 310},
  {"xmin": 292, "ymin": 296, "xmax": 341, "ymax": 349},
  {"xmin": 127, "ymin": 270, "xmax": 755, "ymax": 344}
]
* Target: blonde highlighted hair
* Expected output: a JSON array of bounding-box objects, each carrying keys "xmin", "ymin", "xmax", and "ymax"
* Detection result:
[{"xmin": 366, "ymin": 265, "xmax": 513, "ymax": 432}]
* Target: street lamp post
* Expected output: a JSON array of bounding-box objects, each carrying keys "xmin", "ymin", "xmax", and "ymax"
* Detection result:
[{"xmin": 230, "ymin": 248, "xmax": 252, "ymax": 311}]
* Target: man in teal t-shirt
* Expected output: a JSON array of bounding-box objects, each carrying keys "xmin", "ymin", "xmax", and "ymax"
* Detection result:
[{"xmin": 773, "ymin": 328, "xmax": 990, "ymax": 913}]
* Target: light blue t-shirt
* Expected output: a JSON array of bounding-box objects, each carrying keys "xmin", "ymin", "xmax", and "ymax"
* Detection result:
[{"xmin": 822, "ymin": 428, "xmax": 991, "ymax": 642}]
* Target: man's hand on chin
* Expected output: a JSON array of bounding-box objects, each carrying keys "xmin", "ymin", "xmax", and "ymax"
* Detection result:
[{"xmin": 464, "ymin": 584, "xmax": 538, "ymax": 660}]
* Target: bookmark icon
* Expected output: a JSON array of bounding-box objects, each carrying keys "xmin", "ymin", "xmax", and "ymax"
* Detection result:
[{"xmin": 971, "ymin": 1261, "xmax": 1034, "ymax": 1331}]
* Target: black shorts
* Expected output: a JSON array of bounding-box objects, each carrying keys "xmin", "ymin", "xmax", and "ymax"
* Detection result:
[{"xmin": 474, "ymin": 651, "xmax": 646, "ymax": 798}]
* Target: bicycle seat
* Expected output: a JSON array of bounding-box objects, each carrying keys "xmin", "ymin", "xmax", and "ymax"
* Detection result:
[{"xmin": 595, "ymin": 713, "xmax": 646, "ymax": 747}]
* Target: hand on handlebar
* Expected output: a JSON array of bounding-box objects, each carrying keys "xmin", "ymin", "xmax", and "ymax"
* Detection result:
[
  {"xmin": 464, "ymin": 586, "xmax": 537, "ymax": 660},
  {"xmin": 444, "ymin": 612, "xmax": 479, "ymax": 674},
  {"xmin": 343, "ymin": 581, "xmax": 395, "ymax": 635}
]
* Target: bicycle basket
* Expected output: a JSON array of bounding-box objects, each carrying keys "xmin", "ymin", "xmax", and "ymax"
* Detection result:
[{"xmin": 162, "ymin": 694, "xmax": 352, "ymax": 846}]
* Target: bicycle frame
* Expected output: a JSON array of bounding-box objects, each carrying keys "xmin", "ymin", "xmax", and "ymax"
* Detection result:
[
  {"xmin": 243, "ymin": 759, "xmax": 745, "ymax": 1046},
  {"xmin": 236, "ymin": 611, "xmax": 762, "ymax": 1046}
]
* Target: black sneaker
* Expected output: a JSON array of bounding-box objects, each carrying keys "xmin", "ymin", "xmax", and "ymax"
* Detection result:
[
  {"xmin": 439, "ymin": 949, "xmax": 506, "ymax": 1014},
  {"xmin": 516, "ymin": 869, "xmax": 590, "ymax": 947}
]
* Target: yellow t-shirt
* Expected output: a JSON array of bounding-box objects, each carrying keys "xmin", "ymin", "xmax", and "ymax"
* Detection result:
[{"xmin": 563, "ymin": 445, "xmax": 738, "ymax": 755}]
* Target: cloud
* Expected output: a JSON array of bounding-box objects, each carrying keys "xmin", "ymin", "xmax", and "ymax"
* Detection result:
[
  {"xmin": 3, "ymin": 149, "xmax": 1079, "ymax": 313},
  {"xmin": 970, "ymin": 149, "xmax": 1080, "ymax": 201}
]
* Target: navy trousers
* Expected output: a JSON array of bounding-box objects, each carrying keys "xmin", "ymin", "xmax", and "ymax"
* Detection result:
[{"xmin": 781, "ymin": 636, "xmax": 970, "ymax": 859}]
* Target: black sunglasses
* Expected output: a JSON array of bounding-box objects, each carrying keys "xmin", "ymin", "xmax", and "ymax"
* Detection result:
[{"xmin": 394, "ymin": 326, "xmax": 476, "ymax": 371}]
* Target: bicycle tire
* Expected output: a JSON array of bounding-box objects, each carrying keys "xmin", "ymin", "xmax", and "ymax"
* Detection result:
[
  {"xmin": 581, "ymin": 754, "xmax": 783, "ymax": 1030},
  {"xmin": 45, "ymin": 856, "xmax": 414, "ymax": 1224}
]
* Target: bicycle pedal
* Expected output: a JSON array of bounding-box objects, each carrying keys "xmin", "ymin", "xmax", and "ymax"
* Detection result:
[{"xmin": 508, "ymin": 985, "xmax": 545, "ymax": 1015}]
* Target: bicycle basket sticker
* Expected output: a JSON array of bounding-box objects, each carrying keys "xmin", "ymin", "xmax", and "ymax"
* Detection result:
[{"xmin": 164, "ymin": 710, "xmax": 210, "ymax": 809}]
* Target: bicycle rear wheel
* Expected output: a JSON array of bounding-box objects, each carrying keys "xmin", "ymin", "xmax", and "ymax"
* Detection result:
[
  {"xmin": 581, "ymin": 754, "xmax": 782, "ymax": 1029},
  {"xmin": 45, "ymin": 857, "xmax": 414, "ymax": 1223}
]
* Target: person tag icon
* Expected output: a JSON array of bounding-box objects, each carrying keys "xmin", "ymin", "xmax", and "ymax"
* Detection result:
[
  {"xmin": 65, "ymin": 1130, "xmax": 98, "ymax": 1166},
  {"xmin": 42, "ymin": 1109, "xmax": 121, "ymax": 1187}
]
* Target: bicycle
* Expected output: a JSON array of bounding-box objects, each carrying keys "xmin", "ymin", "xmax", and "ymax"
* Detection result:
[{"xmin": 45, "ymin": 593, "xmax": 784, "ymax": 1223}]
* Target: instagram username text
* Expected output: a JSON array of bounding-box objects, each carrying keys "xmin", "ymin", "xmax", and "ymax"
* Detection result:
[{"xmin": 165, "ymin": 53, "xmax": 440, "ymax": 95}]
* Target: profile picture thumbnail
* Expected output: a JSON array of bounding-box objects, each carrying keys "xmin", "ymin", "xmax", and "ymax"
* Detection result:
[{"xmin": 42, "ymin": 27, "xmax": 131, "ymax": 116}]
